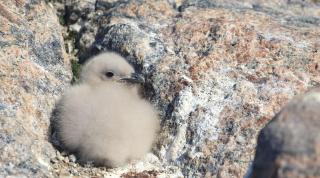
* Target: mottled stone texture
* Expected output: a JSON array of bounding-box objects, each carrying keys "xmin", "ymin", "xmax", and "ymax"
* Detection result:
[
  {"xmin": 58, "ymin": 0, "xmax": 319, "ymax": 177},
  {"xmin": 251, "ymin": 89, "xmax": 320, "ymax": 178},
  {"xmin": 2, "ymin": 0, "xmax": 320, "ymax": 177},
  {"xmin": 0, "ymin": 0, "xmax": 71, "ymax": 177}
]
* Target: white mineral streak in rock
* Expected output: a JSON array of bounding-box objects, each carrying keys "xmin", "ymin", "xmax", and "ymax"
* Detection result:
[
  {"xmin": 165, "ymin": 66, "xmax": 238, "ymax": 162},
  {"xmin": 166, "ymin": 87, "xmax": 193, "ymax": 161},
  {"xmin": 192, "ymin": 68, "xmax": 236, "ymax": 141}
]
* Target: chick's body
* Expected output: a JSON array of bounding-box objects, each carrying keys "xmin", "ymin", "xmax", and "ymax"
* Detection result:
[{"xmin": 56, "ymin": 52, "xmax": 159, "ymax": 167}]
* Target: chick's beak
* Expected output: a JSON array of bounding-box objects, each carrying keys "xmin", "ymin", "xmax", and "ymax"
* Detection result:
[{"xmin": 120, "ymin": 73, "xmax": 145, "ymax": 84}]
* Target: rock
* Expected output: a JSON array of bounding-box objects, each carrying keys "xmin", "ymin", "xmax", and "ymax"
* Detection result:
[
  {"xmin": 250, "ymin": 89, "xmax": 320, "ymax": 178},
  {"xmin": 1, "ymin": 0, "xmax": 320, "ymax": 177},
  {"xmin": 59, "ymin": 0, "xmax": 319, "ymax": 177},
  {"xmin": 0, "ymin": 0, "xmax": 71, "ymax": 177},
  {"xmin": 68, "ymin": 154, "xmax": 77, "ymax": 163}
]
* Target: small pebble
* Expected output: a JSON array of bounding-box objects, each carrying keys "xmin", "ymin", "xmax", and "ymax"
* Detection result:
[{"xmin": 69, "ymin": 154, "xmax": 77, "ymax": 163}]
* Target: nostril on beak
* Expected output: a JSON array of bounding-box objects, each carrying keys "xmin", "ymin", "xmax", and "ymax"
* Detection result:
[{"xmin": 120, "ymin": 73, "xmax": 145, "ymax": 84}]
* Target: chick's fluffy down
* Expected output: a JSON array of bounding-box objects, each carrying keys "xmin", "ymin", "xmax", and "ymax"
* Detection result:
[{"xmin": 57, "ymin": 83, "xmax": 159, "ymax": 167}]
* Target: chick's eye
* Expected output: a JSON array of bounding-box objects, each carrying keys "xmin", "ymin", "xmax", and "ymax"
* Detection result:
[{"xmin": 105, "ymin": 72, "xmax": 114, "ymax": 78}]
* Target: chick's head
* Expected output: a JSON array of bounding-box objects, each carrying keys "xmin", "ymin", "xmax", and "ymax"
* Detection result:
[{"xmin": 80, "ymin": 53, "xmax": 144, "ymax": 85}]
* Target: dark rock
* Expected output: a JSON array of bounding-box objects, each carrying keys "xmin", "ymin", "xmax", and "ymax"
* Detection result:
[{"xmin": 251, "ymin": 89, "xmax": 320, "ymax": 178}]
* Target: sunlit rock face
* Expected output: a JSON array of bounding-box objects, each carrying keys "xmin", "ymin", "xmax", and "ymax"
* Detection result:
[
  {"xmin": 1, "ymin": 0, "xmax": 319, "ymax": 177},
  {"xmin": 0, "ymin": 0, "xmax": 71, "ymax": 177},
  {"xmin": 67, "ymin": 0, "xmax": 319, "ymax": 177}
]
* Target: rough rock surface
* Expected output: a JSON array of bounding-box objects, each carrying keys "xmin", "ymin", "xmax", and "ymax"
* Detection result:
[
  {"xmin": 0, "ymin": 0, "xmax": 71, "ymax": 177},
  {"xmin": 55, "ymin": 0, "xmax": 320, "ymax": 177},
  {"xmin": 250, "ymin": 89, "xmax": 320, "ymax": 178},
  {"xmin": 1, "ymin": 0, "xmax": 320, "ymax": 177}
]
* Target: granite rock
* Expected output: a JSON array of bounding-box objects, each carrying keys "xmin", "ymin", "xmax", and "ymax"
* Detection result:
[
  {"xmin": 1, "ymin": 0, "xmax": 320, "ymax": 177},
  {"xmin": 48, "ymin": 0, "xmax": 320, "ymax": 177},
  {"xmin": 0, "ymin": 0, "xmax": 71, "ymax": 177},
  {"xmin": 58, "ymin": 0, "xmax": 319, "ymax": 177},
  {"xmin": 250, "ymin": 89, "xmax": 320, "ymax": 178}
]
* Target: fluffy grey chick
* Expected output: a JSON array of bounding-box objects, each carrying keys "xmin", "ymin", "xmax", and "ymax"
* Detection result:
[{"xmin": 56, "ymin": 52, "xmax": 159, "ymax": 167}]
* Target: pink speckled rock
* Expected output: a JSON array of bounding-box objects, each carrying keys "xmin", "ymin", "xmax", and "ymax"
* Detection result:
[
  {"xmin": 2, "ymin": 0, "xmax": 320, "ymax": 177},
  {"xmin": 64, "ymin": 1, "xmax": 319, "ymax": 177},
  {"xmin": 55, "ymin": 0, "xmax": 320, "ymax": 177},
  {"xmin": 0, "ymin": 0, "xmax": 71, "ymax": 177}
]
